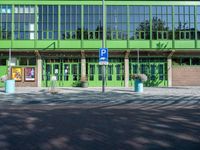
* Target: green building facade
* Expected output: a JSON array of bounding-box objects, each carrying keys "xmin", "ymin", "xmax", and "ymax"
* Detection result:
[{"xmin": 1, "ymin": 0, "xmax": 200, "ymax": 87}]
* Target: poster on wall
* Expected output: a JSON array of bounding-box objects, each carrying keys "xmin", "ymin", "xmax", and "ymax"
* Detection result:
[
  {"xmin": 11, "ymin": 67, "xmax": 22, "ymax": 81},
  {"xmin": 24, "ymin": 67, "xmax": 35, "ymax": 81}
]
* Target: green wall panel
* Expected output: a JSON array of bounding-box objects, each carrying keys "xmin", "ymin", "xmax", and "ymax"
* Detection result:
[
  {"xmin": 152, "ymin": 40, "xmax": 173, "ymax": 49},
  {"xmin": 197, "ymin": 41, "xmax": 200, "ymax": 48},
  {"xmin": 129, "ymin": 41, "xmax": 150, "ymax": 49},
  {"xmin": 60, "ymin": 41, "xmax": 81, "ymax": 49},
  {"xmin": 2, "ymin": 1, "xmax": 200, "ymax": 6},
  {"xmin": 82, "ymin": 41, "xmax": 101, "ymax": 49},
  {"xmin": 0, "ymin": 66, "xmax": 7, "ymax": 87},
  {"xmin": 13, "ymin": 41, "xmax": 35, "ymax": 49},
  {"xmin": 106, "ymin": 41, "xmax": 127, "ymax": 49},
  {"xmin": 36, "ymin": 41, "xmax": 58, "ymax": 49},
  {"xmin": 175, "ymin": 41, "xmax": 195, "ymax": 49},
  {"xmin": 0, "ymin": 41, "xmax": 12, "ymax": 49}
]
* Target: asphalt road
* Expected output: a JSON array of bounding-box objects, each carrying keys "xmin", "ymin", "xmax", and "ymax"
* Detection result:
[{"xmin": 0, "ymin": 87, "xmax": 200, "ymax": 150}]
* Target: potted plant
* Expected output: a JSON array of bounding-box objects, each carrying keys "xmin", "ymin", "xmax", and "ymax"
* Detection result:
[
  {"xmin": 80, "ymin": 76, "xmax": 88, "ymax": 88},
  {"xmin": 131, "ymin": 74, "xmax": 147, "ymax": 92}
]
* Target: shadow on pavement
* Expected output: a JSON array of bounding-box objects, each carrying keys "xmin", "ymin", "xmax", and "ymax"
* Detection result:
[
  {"xmin": 0, "ymin": 106, "xmax": 200, "ymax": 150},
  {"xmin": 0, "ymin": 88, "xmax": 200, "ymax": 150}
]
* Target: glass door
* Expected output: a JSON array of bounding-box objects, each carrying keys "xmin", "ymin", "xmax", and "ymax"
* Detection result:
[
  {"xmin": 130, "ymin": 62, "xmax": 167, "ymax": 87},
  {"xmin": 44, "ymin": 63, "xmax": 61, "ymax": 87},
  {"xmin": 106, "ymin": 63, "xmax": 124, "ymax": 87},
  {"xmin": 88, "ymin": 63, "xmax": 102, "ymax": 87},
  {"xmin": 62, "ymin": 63, "xmax": 80, "ymax": 87}
]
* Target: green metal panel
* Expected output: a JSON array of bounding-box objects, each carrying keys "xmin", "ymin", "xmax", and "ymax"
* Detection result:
[
  {"xmin": 0, "ymin": 41, "xmax": 12, "ymax": 49},
  {"xmin": 60, "ymin": 41, "xmax": 82, "ymax": 49},
  {"xmin": 107, "ymin": 41, "xmax": 127, "ymax": 48},
  {"xmin": 3, "ymin": 1, "xmax": 197, "ymax": 6},
  {"xmin": 13, "ymin": 41, "xmax": 35, "ymax": 49},
  {"xmin": 174, "ymin": 41, "xmax": 195, "ymax": 48},
  {"xmin": 127, "ymin": 5, "xmax": 130, "ymax": 48},
  {"xmin": 195, "ymin": 5, "xmax": 197, "ymax": 48},
  {"xmin": 0, "ymin": 66, "xmax": 7, "ymax": 87},
  {"xmin": 150, "ymin": 5, "xmax": 152, "ymax": 48},
  {"xmin": 0, "ymin": 1, "xmax": 102, "ymax": 5},
  {"xmin": 36, "ymin": 41, "xmax": 58, "ymax": 49},
  {"xmin": 152, "ymin": 41, "xmax": 173, "ymax": 49},
  {"xmin": 197, "ymin": 41, "xmax": 200, "ymax": 48},
  {"xmin": 82, "ymin": 41, "xmax": 102, "ymax": 49},
  {"xmin": 129, "ymin": 41, "xmax": 150, "ymax": 48}
]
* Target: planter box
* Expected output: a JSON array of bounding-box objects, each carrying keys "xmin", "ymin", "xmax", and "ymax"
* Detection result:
[
  {"xmin": 81, "ymin": 82, "xmax": 88, "ymax": 88},
  {"xmin": 5, "ymin": 80, "xmax": 15, "ymax": 93},
  {"xmin": 134, "ymin": 79, "xmax": 143, "ymax": 93}
]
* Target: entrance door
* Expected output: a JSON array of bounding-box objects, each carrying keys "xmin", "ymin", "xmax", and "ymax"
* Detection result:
[
  {"xmin": 88, "ymin": 63, "xmax": 102, "ymax": 87},
  {"xmin": 106, "ymin": 63, "xmax": 124, "ymax": 87},
  {"xmin": 88, "ymin": 63, "xmax": 124, "ymax": 87},
  {"xmin": 45, "ymin": 63, "xmax": 61, "ymax": 87},
  {"xmin": 62, "ymin": 63, "xmax": 80, "ymax": 87}
]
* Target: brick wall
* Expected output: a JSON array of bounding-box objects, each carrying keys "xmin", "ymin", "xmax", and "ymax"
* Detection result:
[{"xmin": 172, "ymin": 66, "xmax": 200, "ymax": 86}]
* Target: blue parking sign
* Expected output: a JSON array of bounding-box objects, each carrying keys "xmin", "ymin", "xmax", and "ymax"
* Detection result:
[{"xmin": 99, "ymin": 48, "xmax": 108, "ymax": 65}]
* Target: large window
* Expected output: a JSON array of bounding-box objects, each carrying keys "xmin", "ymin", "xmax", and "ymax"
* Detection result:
[
  {"xmin": 84, "ymin": 5, "xmax": 102, "ymax": 40},
  {"xmin": 152, "ymin": 6, "xmax": 172, "ymax": 40},
  {"xmin": 38, "ymin": 5, "xmax": 58, "ymax": 40},
  {"xmin": 61, "ymin": 5, "xmax": 81, "ymax": 40},
  {"xmin": 130, "ymin": 6, "xmax": 150, "ymax": 40},
  {"xmin": 197, "ymin": 6, "xmax": 200, "ymax": 40},
  {"xmin": 174, "ymin": 6, "xmax": 195, "ymax": 40},
  {"xmin": 107, "ymin": 6, "xmax": 127, "ymax": 40},
  {"xmin": 14, "ymin": 5, "xmax": 35, "ymax": 40},
  {"xmin": 0, "ymin": 5, "xmax": 12, "ymax": 40}
]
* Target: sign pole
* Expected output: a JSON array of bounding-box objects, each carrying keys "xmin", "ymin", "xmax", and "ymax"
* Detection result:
[
  {"xmin": 8, "ymin": 48, "xmax": 12, "ymax": 80},
  {"xmin": 137, "ymin": 49, "xmax": 139, "ymax": 74},
  {"xmin": 102, "ymin": 0, "xmax": 105, "ymax": 93}
]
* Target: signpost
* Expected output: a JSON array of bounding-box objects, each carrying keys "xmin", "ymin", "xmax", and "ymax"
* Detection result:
[
  {"xmin": 99, "ymin": 48, "xmax": 108, "ymax": 93},
  {"xmin": 100, "ymin": 0, "xmax": 107, "ymax": 93}
]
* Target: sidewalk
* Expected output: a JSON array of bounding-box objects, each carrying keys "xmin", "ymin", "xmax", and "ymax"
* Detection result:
[
  {"xmin": 1, "ymin": 86, "xmax": 200, "ymax": 96},
  {"xmin": 0, "ymin": 87, "xmax": 200, "ymax": 106}
]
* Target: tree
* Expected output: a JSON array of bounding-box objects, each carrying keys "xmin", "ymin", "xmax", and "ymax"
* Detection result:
[{"xmin": 132, "ymin": 17, "xmax": 173, "ymax": 40}]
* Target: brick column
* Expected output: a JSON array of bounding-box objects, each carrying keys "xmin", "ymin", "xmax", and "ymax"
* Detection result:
[
  {"xmin": 167, "ymin": 57, "xmax": 172, "ymax": 87},
  {"xmin": 81, "ymin": 50, "xmax": 86, "ymax": 78},
  {"xmin": 124, "ymin": 51, "xmax": 130, "ymax": 87}
]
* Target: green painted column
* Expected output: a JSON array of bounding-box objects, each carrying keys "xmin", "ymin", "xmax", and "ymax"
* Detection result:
[
  {"xmin": 34, "ymin": 4, "xmax": 37, "ymax": 48},
  {"xmin": 11, "ymin": 4, "xmax": 14, "ymax": 48},
  {"xmin": 195, "ymin": 5, "xmax": 197, "ymax": 48},
  {"xmin": 127, "ymin": 5, "xmax": 130, "ymax": 49},
  {"xmin": 172, "ymin": 5, "xmax": 175, "ymax": 49},
  {"xmin": 150, "ymin": 5, "xmax": 152, "ymax": 48},
  {"xmin": 58, "ymin": 5, "xmax": 61, "ymax": 48}
]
